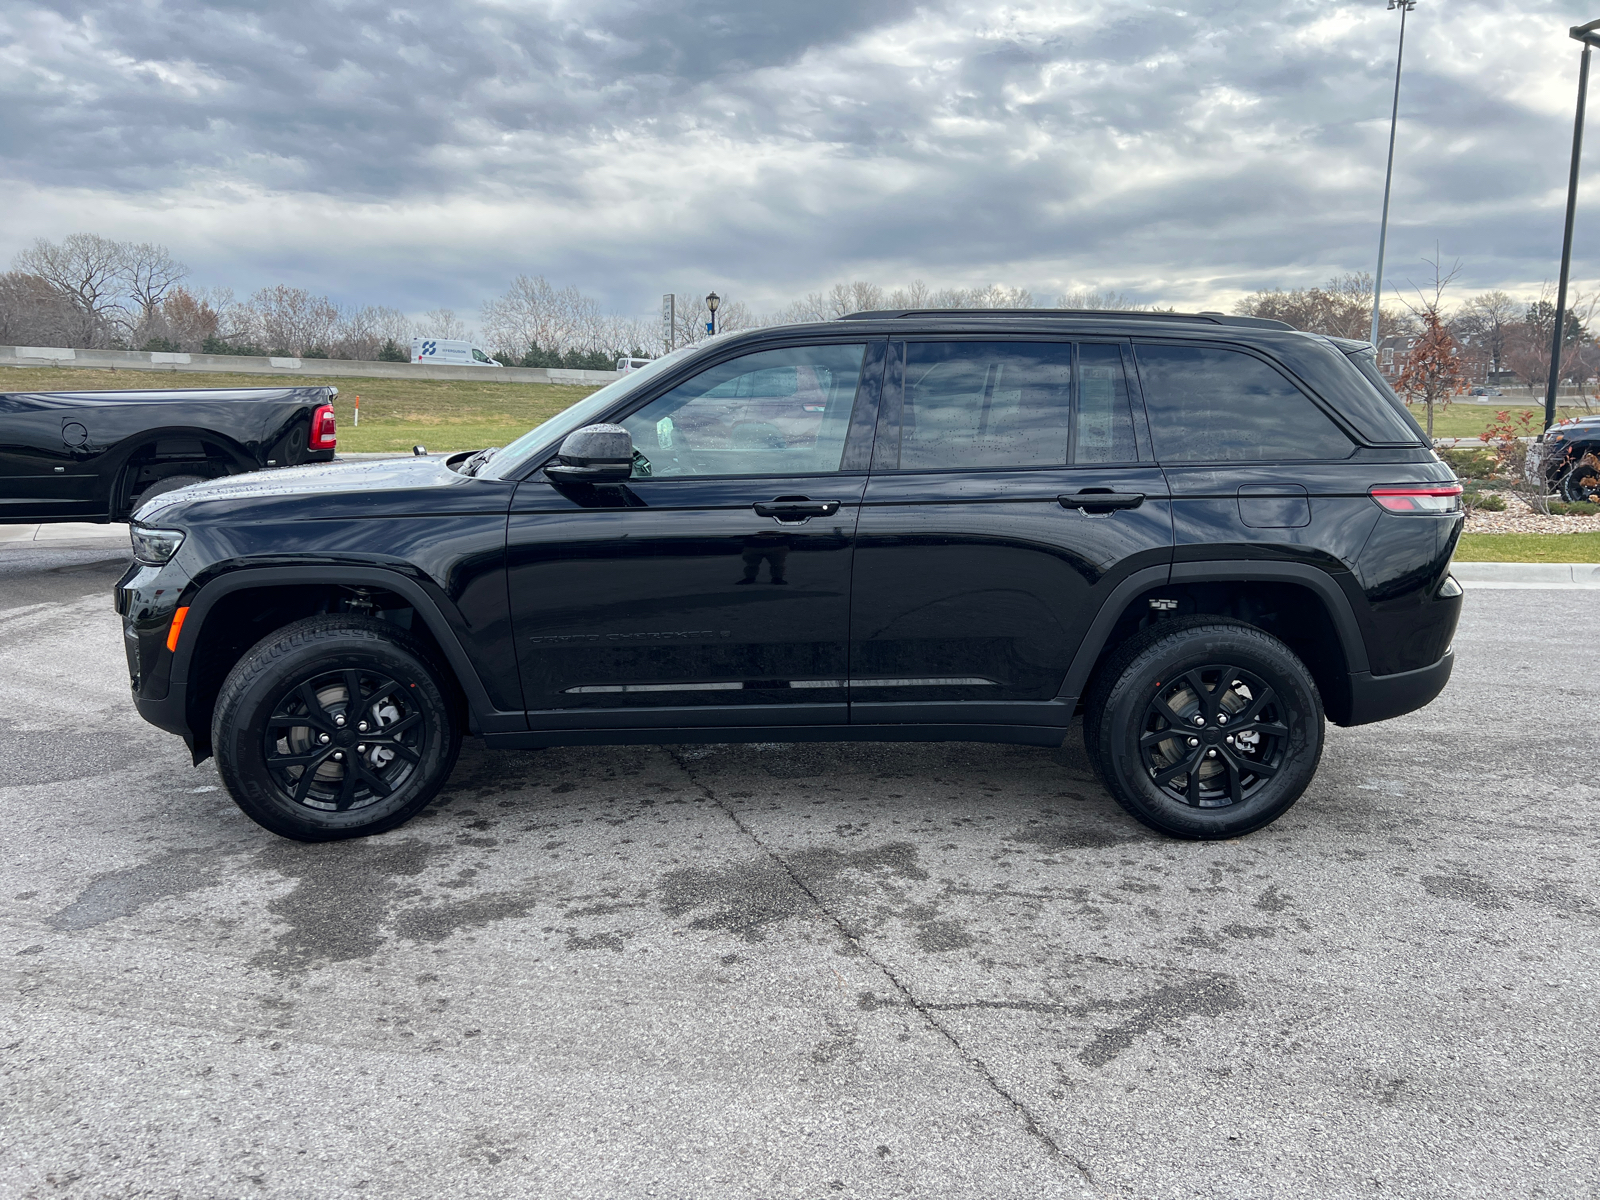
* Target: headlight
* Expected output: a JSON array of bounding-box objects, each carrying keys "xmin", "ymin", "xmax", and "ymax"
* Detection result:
[{"xmin": 130, "ymin": 525, "xmax": 185, "ymax": 565}]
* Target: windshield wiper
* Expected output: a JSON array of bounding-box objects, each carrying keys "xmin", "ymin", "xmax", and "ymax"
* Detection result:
[{"xmin": 461, "ymin": 447, "xmax": 500, "ymax": 476}]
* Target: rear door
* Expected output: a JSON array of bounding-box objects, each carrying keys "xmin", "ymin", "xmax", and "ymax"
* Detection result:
[
  {"xmin": 848, "ymin": 338, "xmax": 1173, "ymax": 731},
  {"xmin": 0, "ymin": 394, "xmax": 100, "ymax": 521}
]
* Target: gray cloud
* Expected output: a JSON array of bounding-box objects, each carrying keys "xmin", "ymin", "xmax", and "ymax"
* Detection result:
[{"xmin": 1, "ymin": 0, "xmax": 1596, "ymax": 318}]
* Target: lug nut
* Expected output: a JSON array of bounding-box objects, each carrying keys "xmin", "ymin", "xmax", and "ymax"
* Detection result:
[
  {"xmin": 358, "ymin": 721, "xmax": 368, "ymax": 732},
  {"xmin": 356, "ymin": 744, "xmax": 366, "ymax": 753},
  {"xmin": 332, "ymin": 751, "xmax": 344, "ymax": 761},
  {"xmin": 1218, "ymin": 714, "xmax": 1228, "ymax": 725},
  {"xmin": 335, "ymin": 715, "xmax": 346, "ymax": 727},
  {"xmin": 1193, "ymin": 715, "xmax": 1205, "ymax": 726},
  {"xmin": 318, "ymin": 733, "xmax": 330, "ymax": 744},
  {"xmin": 1187, "ymin": 737, "xmax": 1200, "ymax": 748},
  {"xmin": 1206, "ymin": 749, "xmax": 1217, "ymax": 758},
  {"xmin": 1225, "ymin": 735, "xmax": 1235, "ymax": 744}
]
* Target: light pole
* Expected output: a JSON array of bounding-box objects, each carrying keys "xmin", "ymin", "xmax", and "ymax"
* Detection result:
[
  {"xmin": 706, "ymin": 291, "xmax": 720, "ymax": 336},
  {"xmin": 1546, "ymin": 19, "xmax": 1600, "ymax": 430},
  {"xmin": 1370, "ymin": 0, "xmax": 1416, "ymax": 348}
]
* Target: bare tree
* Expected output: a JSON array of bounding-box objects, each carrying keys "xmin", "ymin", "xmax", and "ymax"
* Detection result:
[
  {"xmin": 1454, "ymin": 289, "xmax": 1519, "ymax": 380},
  {"xmin": 1058, "ymin": 288, "xmax": 1147, "ymax": 310},
  {"xmin": 13, "ymin": 233, "xmax": 131, "ymax": 346},
  {"xmin": 240, "ymin": 285, "xmax": 342, "ymax": 356},
  {"xmin": 1395, "ymin": 257, "xmax": 1466, "ymax": 438},
  {"xmin": 482, "ymin": 276, "xmax": 608, "ymax": 357},
  {"xmin": 414, "ymin": 308, "xmax": 471, "ymax": 341},
  {"xmin": 0, "ymin": 271, "xmax": 80, "ymax": 345},
  {"xmin": 121, "ymin": 242, "xmax": 189, "ymax": 326},
  {"xmin": 335, "ymin": 305, "xmax": 413, "ymax": 360},
  {"xmin": 1234, "ymin": 271, "xmax": 1405, "ymax": 340}
]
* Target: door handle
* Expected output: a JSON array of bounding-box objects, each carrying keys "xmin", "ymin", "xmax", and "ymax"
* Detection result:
[
  {"xmin": 1058, "ymin": 490, "xmax": 1145, "ymax": 512},
  {"xmin": 754, "ymin": 497, "xmax": 840, "ymax": 522}
]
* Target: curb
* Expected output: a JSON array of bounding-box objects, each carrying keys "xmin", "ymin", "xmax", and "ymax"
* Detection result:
[{"xmin": 1451, "ymin": 561, "xmax": 1600, "ymax": 588}]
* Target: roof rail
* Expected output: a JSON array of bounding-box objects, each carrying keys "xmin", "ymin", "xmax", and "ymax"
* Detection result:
[{"xmin": 838, "ymin": 308, "xmax": 1295, "ymax": 331}]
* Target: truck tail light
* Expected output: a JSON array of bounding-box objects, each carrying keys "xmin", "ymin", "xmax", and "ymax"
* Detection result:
[
  {"xmin": 1369, "ymin": 484, "xmax": 1462, "ymax": 513},
  {"xmin": 309, "ymin": 404, "xmax": 337, "ymax": 450}
]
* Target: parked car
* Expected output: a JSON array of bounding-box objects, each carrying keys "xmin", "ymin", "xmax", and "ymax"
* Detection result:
[
  {"xmin": 1529, "ymin": 416, "xmax": 1600, "ymax": 501},
  {"xmin": 118, "ymin": 310, "xmax": 1462, "ymax": 843},
  {"xmin": 410, "ymin": 337, "xmax": 502, "ymax": 367},
  {"xmin": 1, "ymin": 385, "xmax": 337, "ymax": 523},
  {"xmin": 1468, "ymin": 386, "xmax": 1503, "ymax": 397}
]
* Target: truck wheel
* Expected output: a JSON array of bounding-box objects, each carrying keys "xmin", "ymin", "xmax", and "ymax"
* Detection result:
[
  {"xmin": 133, "ymin": 473, "xmax": 208, "ymax": 513},
  {"xmin": 1560, "ymin": 462, "xmax": 1600, "ymax": 503},
  {"xmin": 1083, "ymin": 619, "xmax": 1323, "ymax": 840},
  {"xmin": 211, "ymin": 616, "xmax": 461, "ymax": 842}
]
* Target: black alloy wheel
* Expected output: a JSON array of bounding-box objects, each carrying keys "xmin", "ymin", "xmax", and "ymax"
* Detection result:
[
  {"xmin": 263, "ymin": 668, "xmax": 427, "ymax": 813},
  {"xmin": 1083, "ymin": 619, "xmax": 1323, "ymax": 839},
  {"xmin": 1560, "ymin": 461, "xmax": 1600, "ymax": 504},
  {"xmin": 212, "ymin": 615, "xmax": 460, "ymax": 841},
  {"xmin": 1138, "ymin": 665, "xmax": 1288, "ymax": 809}
]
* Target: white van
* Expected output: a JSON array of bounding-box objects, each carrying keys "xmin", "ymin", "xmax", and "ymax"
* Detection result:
[{"xmin": 411, "ymin": 337, "xmax": 502, "ymax": 367}]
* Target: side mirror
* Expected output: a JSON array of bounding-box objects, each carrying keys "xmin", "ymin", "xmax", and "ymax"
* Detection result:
[{"xmin": 547, "ymin": 423, "xmax": 633, "ymax": 483}]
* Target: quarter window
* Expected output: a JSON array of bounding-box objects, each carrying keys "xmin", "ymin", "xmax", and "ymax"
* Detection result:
[{"xmin": 1135, "ymin": 344, "xmax": 1353, "ymax": 463}]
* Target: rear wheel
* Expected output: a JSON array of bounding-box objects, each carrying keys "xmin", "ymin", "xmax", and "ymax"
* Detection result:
[
  {"xmin": 212, "ymin": 616, "xmax": 461, "ymax": 841},
  {"xmin": 132, "ymin": 473, "xmax": 208, "ymax": 513},
  {"xmin": 1083, "ymin": 619, "xmax": 1323, "ymax": 839}
]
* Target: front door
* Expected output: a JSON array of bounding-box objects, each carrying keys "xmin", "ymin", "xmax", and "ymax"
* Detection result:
[
  {"xmin": 849, "ymin": 339, "xmax": 1174, "ymax": 729},
  {"xmin": 508, "ymin": 340, "xmax": 884, "ymax": 731}
]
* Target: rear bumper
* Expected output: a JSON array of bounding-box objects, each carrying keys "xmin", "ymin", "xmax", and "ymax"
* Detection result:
[{"xmin": 1341, "ymin": 650, "xmax": 1454, "ymax": 727}]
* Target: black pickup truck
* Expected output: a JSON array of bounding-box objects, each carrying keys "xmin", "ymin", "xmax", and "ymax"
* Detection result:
[{"xmin": 0, "ymin": 385, "xmax": 338, "ymax": 523}]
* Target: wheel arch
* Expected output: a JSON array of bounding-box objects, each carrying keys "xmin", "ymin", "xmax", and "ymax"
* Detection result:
[
  {"xmin": 107, "ymin": 426, "xmax": 259, "ymax": 520},
  {"xmin": 174, "ymin": 566, "xmax": 507, "ymax": 761},
  {"xmin": 1060, "ymin": 561, "xmax": 1370, "ymax": 726}
]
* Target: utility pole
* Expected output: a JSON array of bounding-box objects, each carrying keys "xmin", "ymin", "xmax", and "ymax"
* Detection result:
[
  {"xmin": 1547, "ymin": 19, "xmax": 1600, "ymax": 430},
  {"xmin": 1370, "ymin": 0, "xmax": 1416, "ymax": 347}
]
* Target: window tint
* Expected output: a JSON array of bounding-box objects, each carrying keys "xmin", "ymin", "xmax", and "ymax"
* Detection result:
[
  {"xmin": 621, "ymin": 344, "xmax": 866, "ymax": 477},
  {"xmin": 1135, "ymin": 344, "xmax": 1353, "ymax": 462},
  {"xmin": 898, "ymin": 342, "xmax": 1072, "ymax": 469},
  {"xmin": 1075, "ymin": 344, "xmax": 1138, "ymax": 463}
]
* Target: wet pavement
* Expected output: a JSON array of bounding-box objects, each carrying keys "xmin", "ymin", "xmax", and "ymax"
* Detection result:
[{"xmin": 2, "ymin": 543, "xmax": 1595, "ymax": 1199}]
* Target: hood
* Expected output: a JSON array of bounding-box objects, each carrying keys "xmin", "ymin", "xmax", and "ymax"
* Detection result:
[{"xmin": 133, "ymin": 455, "xmax": 475, "ymax": 525}]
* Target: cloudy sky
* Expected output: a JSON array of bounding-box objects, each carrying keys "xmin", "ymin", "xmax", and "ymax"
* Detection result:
[{"xmin": 2, "ymin": 0, "xmax": 1596, "ymax": 323}]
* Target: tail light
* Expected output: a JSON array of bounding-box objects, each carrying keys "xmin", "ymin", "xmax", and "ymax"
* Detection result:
[
  {"xmin": 309, "ymin": 404, "xmax": 337, "ymax": 451},
  {"xmin": 1369, "ymin": 484, "xmax": 1462, "ymax": 513}
]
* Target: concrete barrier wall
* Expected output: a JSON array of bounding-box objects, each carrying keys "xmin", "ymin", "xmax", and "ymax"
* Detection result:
[{"xmin": 0, "ymin": 345, "xmax": 622, "ymax": 387}]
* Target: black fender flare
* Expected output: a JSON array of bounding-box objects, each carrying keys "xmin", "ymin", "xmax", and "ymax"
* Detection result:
[
  {"xmin": 1053, "ymin": 560, "xmax": 1370, "ymax": 704},
  {"xmin": 172, "ymin": 564, "xmax": 519, "ymax": 735}
]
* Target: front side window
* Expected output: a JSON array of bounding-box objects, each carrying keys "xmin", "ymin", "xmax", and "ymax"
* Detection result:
[
  {"xmin": 472, "ymin": 348, "xmax": 492, "ymax": 363},
  {"xmin": 620, "ymin": 344, "xmax": 866, "ymax": 478},
  {"xmin": 1135, "ymin": 344, "xmax": 1354, "ymax": 463}
]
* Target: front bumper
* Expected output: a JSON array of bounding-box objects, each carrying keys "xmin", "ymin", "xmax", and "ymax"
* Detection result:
[{"xmin": 1343, "ymin": 650, "xmax": 1454, "ymax": 727}]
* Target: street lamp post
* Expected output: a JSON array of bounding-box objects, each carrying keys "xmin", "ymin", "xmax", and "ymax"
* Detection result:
[
  {"xmin": 1370, "ymin": 0, "xmax": 1416, "ymax": 348},
  {"xmin": 705, "ymin": 292, "xmax": 721, "ymax": 337},
  {"xmin": 1545, "ymin": 19, "xmax": 1600, "ymax": 431}
]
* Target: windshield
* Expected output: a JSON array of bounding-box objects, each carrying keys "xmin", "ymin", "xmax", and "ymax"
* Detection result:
[{"xmin": 479, "ymin": 346, "xmax": 702, "ymax": 479}]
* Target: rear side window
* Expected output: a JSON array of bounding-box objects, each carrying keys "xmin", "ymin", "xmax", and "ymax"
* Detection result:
[
  {"xmin": 892, "ymin": 341, "xmax": 1137, "ymax": 469},
  {"xmin": 1135, "ymin": 344, "xmax": 1353, "ymax": 463}
]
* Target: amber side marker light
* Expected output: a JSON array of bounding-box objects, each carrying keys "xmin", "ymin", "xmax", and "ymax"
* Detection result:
[
  {"xmin": 1369, "ymin": 484, "xmax": 1463, "ymax": 513},
  {"xmin": 166, "ymin": 606, "xmax": 190, "ymax": 652}
]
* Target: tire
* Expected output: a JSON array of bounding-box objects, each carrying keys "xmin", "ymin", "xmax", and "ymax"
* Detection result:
[
  {"xmin": 133, "ymin": 473, "xmax": 208, "ymax": 513},
  {"xmin": 1082, "ymin": 618, "xmax": 1324, "ymax": 840},
  {"xmin": 1560, "ymin": 462, "xmax": 1600, "ymax": 504},
  {"xmin": 211, "ymin": 616, "xmax": 461, "ymax": 841}
]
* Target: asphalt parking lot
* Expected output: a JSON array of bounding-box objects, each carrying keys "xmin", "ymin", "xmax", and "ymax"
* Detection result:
[{"xmin": 2, "ymin": 538, "xmax": 1596, "ymax": 1200}]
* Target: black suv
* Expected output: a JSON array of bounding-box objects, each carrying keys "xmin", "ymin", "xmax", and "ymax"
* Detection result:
[{"xmin": 117, "ymin": 311, "xmax": 1463, "ymax": 842}]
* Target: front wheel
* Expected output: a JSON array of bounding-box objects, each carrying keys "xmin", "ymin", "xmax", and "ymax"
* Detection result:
[
  {"xmin": 212, "ymin": 616, "xmax": 461, "ymax": 841},
  {"xmin": 1560, "ymin": 461, "xmax": 1600, "ymax": 504},
  {"xmin": 1083, "ymin": 620, "xmax": 1324, "ymax": 839}
]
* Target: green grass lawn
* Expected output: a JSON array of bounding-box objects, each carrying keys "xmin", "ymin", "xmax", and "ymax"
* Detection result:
[
  {"xmin": 0, "ymin": 366, "xmax": 602, "ymax": 454},
  {"xmin": 1456, "ymin": 532, "xmax": 1600, "ymax": 562},
  {"xmin": 1416, "ymin": 401, "xmax": 1590, "ymax": 440}
]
